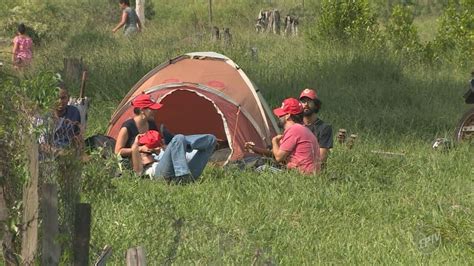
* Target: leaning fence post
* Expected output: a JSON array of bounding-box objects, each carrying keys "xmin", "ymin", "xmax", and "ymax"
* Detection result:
[
  {"xmin": 94, "ymin": 245, "xmax": 113, "ymax": 266},
  {"xmin": 41, "ymin": 183, "xmax": 60, "ymax": 265},
  {"xmin": 63, "ymin": 57, "xmax": 85, "ymax": 86},
  {"xmin": 126, "ymin": 246, "xmax": 147, "ymax": 266},
  {"xmin": 73, "ymin": 203, "xmax": 91, "ymax": 266}
]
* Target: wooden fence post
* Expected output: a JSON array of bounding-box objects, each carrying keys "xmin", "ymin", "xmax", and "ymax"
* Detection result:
[
  {"xmin": 126, "ymin": 246, "xmax": 146, "ymax": 266},
  {"xmin": 41, "ymin": 183, "xmax": 60, "ymax": 265},
  {"xmin": 0, "ymin": 184, "xmax": 18, "ymax": 265},
  {"xmin": 136, "ymin": 0, "xmax": 146, "ymax": 27},
  {"xmin": 63, "ymin": 57, "xmax": 85, "ymax": 86},
  {"xmin": 208, "ymin": 0, "xmax": 213, "ymax": 25},
  {"xmin": 73, "ymin": 203, "xmax": 91, "ymax": 266},
  {"xmin": 21, "ymin": 138, "xmax": 39, "ymax": 265}
]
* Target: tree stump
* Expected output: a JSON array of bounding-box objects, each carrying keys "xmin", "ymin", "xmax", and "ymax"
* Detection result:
[
  {"xmin": 272, "ymin": 10, "xmax": 281, "ymax": 34},
  {"xmin": 223, "ymin": 28, "xmax": 232, "ymax": 46},
  {"xmin": 211, "ymin": 26, "xmax": 220, "ymax": 41}
]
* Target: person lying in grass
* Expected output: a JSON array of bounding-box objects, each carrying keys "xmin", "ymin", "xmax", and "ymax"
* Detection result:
[
  {"xmin": 131, "ymin": 129, "xmax": 217, "ymax": 183},
  {"xmin": 245, "ymin": 98, "xmax": 321, "ymax": 175}
]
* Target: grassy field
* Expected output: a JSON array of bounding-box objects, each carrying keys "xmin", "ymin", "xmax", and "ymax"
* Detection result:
[
  {"xmin": 84, "ymin": 141, "xmax": 472, "ymax": 264},
  {"xmin": 1, "ymin": 0, "xmax": 473, "ymax": 264}
]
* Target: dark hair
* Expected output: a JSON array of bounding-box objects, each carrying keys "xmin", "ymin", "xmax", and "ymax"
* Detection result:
[
  {"xmin": 119, "ymin": 0, "xmax": 130, "ymax": 5},
  {"xmin": 289, "ymin": 113, "xmax": 304, "ymax": 124},
  {"xmin": 18, "ymin": 23, "xmax": 26, "ymax": 34},
  {"xmin": 133, "ymin": 107, "xmax": 142, "ymax": 115},
  {"xmin": 313, "ymin": 98, "xmax": 322, "ymax": 114}
]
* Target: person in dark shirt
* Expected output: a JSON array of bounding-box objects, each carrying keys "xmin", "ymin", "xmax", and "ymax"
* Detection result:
[
  {"xmin": 299, "ymin": 88, "xmax": 333, "ymax": 165},
  {"xmin": 54, "ymin": 87, "xmax": 82, "ymax": 147},
  {"xmin": 115, "ymin": 93, "xmax": 161, "ymax": 159}
]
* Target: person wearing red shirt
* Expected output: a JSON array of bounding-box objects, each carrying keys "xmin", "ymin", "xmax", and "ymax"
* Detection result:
[{"xmin": 271, "ymin": 98, "xmax": 321, "ymax": 174}]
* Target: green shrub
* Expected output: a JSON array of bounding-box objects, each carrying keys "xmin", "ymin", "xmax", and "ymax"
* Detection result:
[
  {"xmin": 432, "ymin": 0, "xmax": 474, "ymax": 66},
  {"xmin": 386, "ymin": 5, "xmax": 421, "ymax": 55},
  {"xmin": 315, "ymin": 0, "xmax": 381, "ymax": 44},
  {"xmin": 1, "ymin": 3, "xmax": 72, "ymax": 44}
]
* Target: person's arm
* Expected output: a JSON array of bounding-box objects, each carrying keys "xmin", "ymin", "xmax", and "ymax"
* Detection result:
[
  {"xmin": 115, "ymin": 127, "xmax": 132, "ymax": 157},
  {"xmin": 131, "ymin": 137, "xmax": 144, "ymax": 174},
  {"xmin": 115, "ymin": 127, "xmax": 155, "ymax": 157},
  {"xmin": 271, "ymin": 135, "xmax": 289, "ymax": 162},
  {"xmin": 12, "ymin": 38, "xmax": 18, "ymax": 63},
  {"xmin": 319, "ymin": 148, "xmax": 329, "ymax": 163},
  {"xmin": 244, "ymin": 142, "xmax": 273, "ymax": 157},
  {"xmin": 112, "ymin": 11, "xmax": 128, "ymax": 33},
  {"xmin": 318, "ymin": 125, "xmax": 333, "ymax": 164}
]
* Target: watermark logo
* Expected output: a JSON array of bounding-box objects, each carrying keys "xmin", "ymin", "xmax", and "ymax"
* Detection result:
[{"xmin": 413, "ymin": 226, "xmax": 441, "ymax": 254}]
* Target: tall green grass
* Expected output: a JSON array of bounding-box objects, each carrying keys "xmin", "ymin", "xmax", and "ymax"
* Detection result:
[
  {"xmin": 85, "ymin": 141, "xmax": 472, "ymax": 264},
  {"xmin": 1, "ymin": 0, "xmax": 472, "ymax": 263}
]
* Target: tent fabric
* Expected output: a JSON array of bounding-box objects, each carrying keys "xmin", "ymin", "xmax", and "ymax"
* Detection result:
[{"xmin": 107, "ymin": 52, "xmax": 279, "ymax": 163}]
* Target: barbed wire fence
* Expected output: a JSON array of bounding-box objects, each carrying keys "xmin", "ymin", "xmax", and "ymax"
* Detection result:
[
  {"xmin": 0, "ymin": 71, "xmax": 90, "ymax": 265},
  {"xmin": 36, "ymin": 111, "xmax": 85, "ymax": 262}
]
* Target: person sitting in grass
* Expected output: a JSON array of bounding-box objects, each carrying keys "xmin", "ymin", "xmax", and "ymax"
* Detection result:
[
  {"xmin": 131, "ymin": 129, "xmax": 217, "ymax": 183},
  {"xmin": 245, "ymin": 98, "xmax": 321, "ymax": 175},
  {"xmin": 112, "ymin": 0, "xmax": 142, "ymax": 36},
  {"xmin": 114, "ymin": 93, "xmax": 161, "ymax": 167},
  {"xmin": 299, "ymin": 88, "xmax": 333, "ymax": 165},
  {"xmin": 53, "ymin": 85, "xmax": 82, "ymax": 147},
  {"xmin": 37, "ymin": 85, "xmax": 82, "ymax": 156}
]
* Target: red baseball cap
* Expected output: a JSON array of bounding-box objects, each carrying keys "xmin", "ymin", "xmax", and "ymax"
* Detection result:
[
  {"xmin": 299, "ymin": 88, "xmax": 318, "ymax": 100},
  {"xmin": 273, "ymin": 98, "xmax": 304, "ymax": 117},
  {"xmin": 131, "ymin": 94, "xmax": 163, "ymax": 110},
  {"xmin": 138, "ymin": 130, "xmax": 162, "ymax": 149}
]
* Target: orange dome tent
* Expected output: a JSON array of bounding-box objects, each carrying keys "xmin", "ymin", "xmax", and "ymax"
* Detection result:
[{"xmin": 107, "ymin": 52, "xmax": 279, "ymax": 163}]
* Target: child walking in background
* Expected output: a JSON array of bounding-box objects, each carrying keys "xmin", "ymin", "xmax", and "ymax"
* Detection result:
[{"xmin": 12, "ymin": 23, "xmax": 33, "ymax": 70}]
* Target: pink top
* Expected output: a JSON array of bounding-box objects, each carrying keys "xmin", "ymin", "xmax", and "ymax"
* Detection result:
[
  {"xmin": 279, "ymin": 123, "xmax": 321, "ymax": 174},
  {"xmin": 13, "ymin": 36, "xmax": 33, "ymax": 61}
]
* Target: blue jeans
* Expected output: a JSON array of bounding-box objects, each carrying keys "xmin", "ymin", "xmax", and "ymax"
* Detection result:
[{"xmin": 149, "ymin": 134, "xmax": 217, "ymax": 180}]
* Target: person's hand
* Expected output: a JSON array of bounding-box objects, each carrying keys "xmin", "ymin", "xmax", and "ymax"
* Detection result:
[
  {"xmin": 139, "ymin": 145, "xmax": 153, "ymax": 153},
  {"xmin": 151, "ymin": 147, "xmax": 162, "ymax": 154},
  {"xmin": 132, "ymin": 134, "xmax": 143, "ymax": 149},
  {"xmin": 272, "ymin": 135, "xmax": 283, "ymax": 144},
  {"xmin": 244, "ymin": 141, "xmax": 255, "ymax": 152}
]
